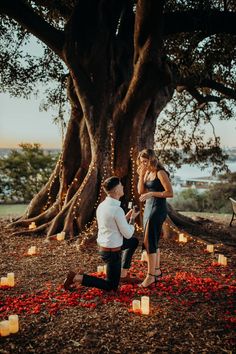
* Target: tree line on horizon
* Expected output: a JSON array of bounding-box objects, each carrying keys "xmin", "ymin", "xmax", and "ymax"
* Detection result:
[{"xmin": 0, "ymin": 143, "xmax": 235, "ymax": 215}]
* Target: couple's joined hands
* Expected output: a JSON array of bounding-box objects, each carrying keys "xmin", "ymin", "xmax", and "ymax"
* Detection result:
[{"xmin": 126, "ymin": 208, "xmax": 140, "ymax": 221}]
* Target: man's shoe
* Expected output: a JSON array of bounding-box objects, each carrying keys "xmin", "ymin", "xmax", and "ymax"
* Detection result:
[{"xmin": 64, "ymin": 271, "xmax": 76, "ymax": 291}]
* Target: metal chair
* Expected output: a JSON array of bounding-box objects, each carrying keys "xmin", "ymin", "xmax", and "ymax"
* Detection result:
[{"xmin": 229, "ymin": 197, "xmax": 236, "ymax": 227}]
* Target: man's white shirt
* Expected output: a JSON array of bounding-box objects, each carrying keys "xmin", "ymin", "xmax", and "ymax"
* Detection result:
[{"xmin": 96, "ymin": 196, "xmax": 135, "ymax": 248}]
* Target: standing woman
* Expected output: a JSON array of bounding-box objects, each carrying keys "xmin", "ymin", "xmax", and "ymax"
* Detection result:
[{"xmin": 137, "ymin": 149, "xmax": 173, "ymax": 287}]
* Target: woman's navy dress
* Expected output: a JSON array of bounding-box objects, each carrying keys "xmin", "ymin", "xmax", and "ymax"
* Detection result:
[{"xmin": 143, "ymin": 171, "xmax": 168, "ymax": 253}]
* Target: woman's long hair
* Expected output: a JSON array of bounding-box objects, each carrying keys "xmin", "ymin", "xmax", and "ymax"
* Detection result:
[{"xmin": 136, "ymin": 148, "xmax": 166, "ymax": 172}]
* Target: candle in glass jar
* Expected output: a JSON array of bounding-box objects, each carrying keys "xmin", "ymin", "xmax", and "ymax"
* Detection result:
[
  {"xmin": 0, "ymin": 320, "xmax": 10, "ymax": 336},
  {"xmin": 132, "ymin": 300, "xmax": 141, "ymax": 312},
  {"xmin": 8, "ymin": 315, "xmax": 19, "ymax": 333},
  {"xmin": 141, "ymin": 296, "xmax": 150, "ymax": 315},
  {"xmin": 206, "ymin": 245, "xmax": 214, "ymax": 253},
  {"xmin": 7, "ymin": 273, "xmax": 15, "ymax": 287}
]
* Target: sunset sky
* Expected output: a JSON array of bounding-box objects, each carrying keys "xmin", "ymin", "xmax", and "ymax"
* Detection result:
[
  {"xmin": 1, "ymin": 91, "xmax": 236, "ymax": 149},
  {"xmin": 0, "ymin": 93, "xmax": 62, "ymax": 149},
  {"xmin": 1, "ymin": 35, "xmax": 235, "ymax": 150}
]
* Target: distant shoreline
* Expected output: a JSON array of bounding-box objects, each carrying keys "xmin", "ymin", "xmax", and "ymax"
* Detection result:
[{"xmin": 0, "ymin": 147, "xmax": 61, "ymax": 157}]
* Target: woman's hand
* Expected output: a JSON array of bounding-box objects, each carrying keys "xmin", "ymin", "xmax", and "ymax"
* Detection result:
[
  {"xmin": 137, "ymin": 165, "xmax": 148, "ymax": 177},
  {"xmin": 139, "ymin": 192, "xmax": 153, "ymax": 202}
]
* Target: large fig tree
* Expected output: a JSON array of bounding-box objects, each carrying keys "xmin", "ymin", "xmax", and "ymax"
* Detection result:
[{"xmin": 1, "ymin": 0, "xmax": 236, "ymax": 238}]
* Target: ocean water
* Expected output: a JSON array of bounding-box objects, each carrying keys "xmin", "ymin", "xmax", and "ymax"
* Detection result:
[{"xmin": 174, "ymin": 161, "xmax": 236, "ymax": 179}]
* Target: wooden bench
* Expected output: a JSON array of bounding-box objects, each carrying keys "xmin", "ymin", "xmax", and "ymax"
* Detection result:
[{"xmin": 229, "ymin": 197, "xmax": 236, "ymax": 227}]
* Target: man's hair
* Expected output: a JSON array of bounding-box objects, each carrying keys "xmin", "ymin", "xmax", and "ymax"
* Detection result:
[{"xmin": 102, "ymin": 176, "xmax": 120, "ymax": 193}]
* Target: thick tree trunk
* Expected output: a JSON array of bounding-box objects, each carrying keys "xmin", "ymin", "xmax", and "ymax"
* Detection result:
[{"xmin": 10, "ymin": 0, "xmax": 200, "ymax": 240}]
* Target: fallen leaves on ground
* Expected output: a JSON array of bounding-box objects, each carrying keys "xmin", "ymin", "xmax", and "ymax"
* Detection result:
[{"xmin": 0, "ymin": 217, "xmax": 235, "ymax": 353}]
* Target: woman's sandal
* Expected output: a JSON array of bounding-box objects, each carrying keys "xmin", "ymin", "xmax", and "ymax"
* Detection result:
[
  {"xmin": 138, "ymin": 273, "xmax": 158, "ymax": 288},
  {"xmin": 155, "ymin": 267, "xmax": 162, "ymax": 277}
]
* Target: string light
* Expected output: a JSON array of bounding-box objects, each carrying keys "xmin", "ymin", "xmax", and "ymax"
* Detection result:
[
  {"xmin": 129, "ymin": 147, "xmax": 136, "ymax": 202},
  {"xmin": 72, "ymin": 162, "xmax": 95, "ymax": 220},
  {"xmin": 162, "ymin": 218, "xmax": 225, "ymax": 252},
  {"xmin": 42, "ymin": 152, "xmax": 64, "ymax": 212},
  {"xmin": 110, "ymin": 132, "xmax": 115, "ymax": 174}
]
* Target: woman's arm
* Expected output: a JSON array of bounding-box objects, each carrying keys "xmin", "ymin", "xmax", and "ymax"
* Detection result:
[{"xmin": 137, "ymin": 168, "xmax": 148, "ymax": 194}]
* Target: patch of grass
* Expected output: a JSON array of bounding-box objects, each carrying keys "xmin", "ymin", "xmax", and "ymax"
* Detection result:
[
  {"xmin": 0, "ymin": 204, "xmax": 27, "ymax": 217},
  {"xmin": 180, "ymin": 211, "xmax": 231, "ymax": 219}
]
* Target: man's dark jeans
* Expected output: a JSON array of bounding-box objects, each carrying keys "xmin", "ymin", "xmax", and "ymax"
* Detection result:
[{"xmin": 82, "ymin": 237, "xmax": 139, "ymax": 291}]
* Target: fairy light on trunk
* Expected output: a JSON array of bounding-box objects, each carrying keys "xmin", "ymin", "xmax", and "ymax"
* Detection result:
[
  {"xmin": 42, "ymin": 154, "xmax": 63, "ymax": 212},
  {"xmin": 129, "ymin": 147, "xmax": 136, "ymax": 202},
  {"xmin": 94, "ymin": 160, "xmax": 109, "ymax": 210},
  {"xmin": 110, "ymin": 132, "xmax": 115, "ymax": 174},
  {"xmin": 73, "ymin": 162, "xmax": 95, "ymax": 220}
]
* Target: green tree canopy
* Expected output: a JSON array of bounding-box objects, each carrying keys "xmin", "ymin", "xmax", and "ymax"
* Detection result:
[
  {"xmin": 0, "ymin": 143, "xmax": 58, "ymax": 203},
  {"xmin": 1, "ymin": 0, "xmax": 236, "ymax": 237}
]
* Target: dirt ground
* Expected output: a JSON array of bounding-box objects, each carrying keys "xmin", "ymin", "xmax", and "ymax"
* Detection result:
[{"xmin": 0, "ymin": 214, "xmax": 235, "ymax": 353}]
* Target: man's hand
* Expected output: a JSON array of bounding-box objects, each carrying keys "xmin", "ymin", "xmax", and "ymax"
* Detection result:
[
  {"xmin": 125, "ymin": 209, "xmax": 133, "ymax": 220},
  {"xmin": 130, "ymin": 208, "xmax": 140, "ymax": 223}
]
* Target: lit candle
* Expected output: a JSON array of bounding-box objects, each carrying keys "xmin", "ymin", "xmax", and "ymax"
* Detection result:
[
  {"xmin": 28, "ymin": 246, "xmax": 36, "ymax": 255},
  {"xmin": 128, "ymin": 202, "xmax": 133, "ymax": 209},
  {"xmin": 0, "ymin": 320, "xmax": 10, "ymax": 336},
  {"xmin": 29, "ymin": 222, "xmax": 36, "ymax": 230},
  {"xmin": 141, "ymin": 250, "xmax": 148, "ymax": 262},
  {"xmin": 97, "ymin": 266, "xmax": 103, "ymax": 274},
  {"xmin": 218, "ymin": 254, "xmax": 224, "ymax": 264},
  {"xmin": 141, "ymin": 296, "xmax": 150, "ymax": 315},
  {"xmin": 7, "ymin": 273, "xmax": 15, "ymax": 287},
  {"xmin": 219, "ymin": 255, "xmax": 227, "ymax": 266},
  {"xmin": 206, "ymin": 245, "xmax": 214, "ymax": 253},
  {"xmin": 8, "ymin": 315, "xmax": 19, "ymax": 333},
  {"xmin": 179, "ymin": 233, "xmax": 187, "ymax": 242},
  {"xmin": 222, "ymin": 256, "xmax": 227, "ymax": 266},
  {"xmin": 103, "ymin": 265, "xmax": 107, "ymax": 275},
  {"xmin": 56, "ymin": 231, "xmax": 65, "ymax": 241},
  {"xmin": 0, "ymin": 277, "xmax": 8, "ymax": 286},
  {"xmin": 132, "ymin": 300, "xmax": 141, "ymax": 312}
]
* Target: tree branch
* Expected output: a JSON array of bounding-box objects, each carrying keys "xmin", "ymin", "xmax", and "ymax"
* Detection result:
[
  {"xmin": 201, "ymin": 79, "xmax": 236, "ymax": 100},
  {"xmin": 0, "ymin": 0, "xmax": 64, "ymax": 59},
  {"xmin": 114, "ymin": 0, "xmax": 169, "ymax": 125},
  {"xmin": 164, "ymin": 10, "xmax": 236, "ymax": 36},
  {"xmin": 177, "ymin": 76, "xmax": 236, "ymax": 101},
  {"xmin": 187, "ymin": 87, "xmax": 221, "ymax": 105}
]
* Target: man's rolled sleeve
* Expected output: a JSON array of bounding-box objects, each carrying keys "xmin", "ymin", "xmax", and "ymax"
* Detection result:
[{"xmin": 114, "ymin": 208, "xmax": 135, "ymax": 239}]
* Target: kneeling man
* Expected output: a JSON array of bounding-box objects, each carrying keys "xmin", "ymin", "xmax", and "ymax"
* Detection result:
[{"xmin": 64, "ymin": 176, "xmax": 139, "ymax": 291}]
